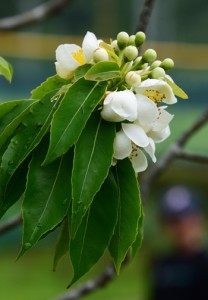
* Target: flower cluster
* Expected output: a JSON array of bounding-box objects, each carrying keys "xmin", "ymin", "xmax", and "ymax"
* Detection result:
[{"xmin": 55, "ymin": 31, "xmax": 187, "ymax": 172}]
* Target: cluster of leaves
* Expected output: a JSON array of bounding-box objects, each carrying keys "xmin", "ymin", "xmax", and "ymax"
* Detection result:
[{"xmin": 0, "ymin": 59, "xmax": 143, "ymax": 285}]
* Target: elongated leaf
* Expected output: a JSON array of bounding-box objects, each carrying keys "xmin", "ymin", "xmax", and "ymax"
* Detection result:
[
  {"xmin": 85, "ymin": 61, "xmax": 121, "ymax": 81},
  {"xmin": 70, "ymin": 172, "xmax": 118, "ymax": 285},
  {"xmin": 0, "ymin": 99, "xmax": 38, "ymax": 148},
  {"xmin": 0, "ymin": 156, "xmax": 31, "ymax": 218},
  {"xmin": 74, "ymin": 64, "xmax": 92, "ymax": 81},
  {"xmin": 31, "ymin": 75, "xmax": 71, "ymax": 99},
  {"xmin": 0, "ymin": 56, "xmax": 13, "ymax": 82},
  {"xmin": 71, "ymin": 112, "xmax": 115, "ymax": 237},
  {"xmin": 109, "ymin": 159, "xmax": 141, "ymax": 272},
  {"xmin": 19, "ymin": 139, "xmax": 73, "ymax": 256},
  {"xmin": 165, "ymin": 76, "xmax": 188, "ymax": 99},
  {"xmin": 53, "ymin": 219, "xmax": 69, "ymax": 271},
  {"xmin": 44, "ymin": 78, "xmax": 107, "ymax": 165},
  {"xmin": 131, "ymin": 206, "xmax": 144, "ymax": 258},
  {"xmin": 0, "ymin": 90, "xmax": 60, "ymax": 202}
]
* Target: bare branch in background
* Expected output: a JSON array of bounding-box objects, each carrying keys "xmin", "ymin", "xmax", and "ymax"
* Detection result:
[
  {"xmin": 55, "ymin": 254, "xmax": 130, "ymax": 300},
  {"xmin": 0, "ymin": 0, "xmax": 74, "ymax": 30},
  {"xmin": 0, "ymin": 214, "xmax": 22, "ymax": 235},
  {"xmin": 135, "ymin": 0, "xmax": 156, "ymax": 33}
]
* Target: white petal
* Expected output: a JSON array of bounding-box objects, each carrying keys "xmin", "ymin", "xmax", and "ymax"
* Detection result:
[
  {"xmin": 101, "ymin": 90, "xmax": 137, "ymax": 122},
  {"xmin": 122, "ymin": 123, "xmax": 149, "ymax": 147},
  {"xmin": 130, "ymin": 148, "xmax": 148, "ymax": 172},
  {"xmin": 82, "ymin": 31, "xmax": 99, "ymax": 63},
  {"xmin": 149, "ymin": 125, "xmax": 171, "ymax": 143},
  {"xmin": 136, "ymin": 93, "xmax": 158, "ymax": 125},
  {"xmin": 113, "ymin": 130, "xmax": 132, "ymax": 159},
  {"xmin": 55, "ymin": 44, "xmax": 81, "ymax": 78},
  {"xmin": 153, "ymin": 107, "xmax": 174, "ymax": 131},
  {"xmin": 136, "ymin": 78, "xmax": 177, "ymax": 104},
  {"xmin": 144, "ymin": 138, "xmax": 156, "ymax": 162}
]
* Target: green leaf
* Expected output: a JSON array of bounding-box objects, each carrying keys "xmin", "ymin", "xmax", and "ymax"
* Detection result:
[
  {"xmin": 85, "ymin": 61, "xmax": 121, "ymax": 81},
  {"xmin": 0, "ymin": 157, "xmax": 30, "ymax": 218},
  {"xmin": 0, "ymin": 99, "xmax": 38, "ymax": 148},
  {"xmin": 19, "ymin": 138, "xmax": 73, "ymax": 257},
  {"xmin": 31, "ymin": 75, "xmax": 71, "ymax": 99},
  {"xmin": 69, "ymin": 172, "xmax": 118, "ymax": 285},
  {"xmin": 109, "ymin": 159, "xmax": 141, "ymax": 273},
  {"xmin": 0, "ymin": 90, "xmax": 60, "ymax": 202},
  {"xmin": 53, "ymin": 219, "xmax": 70, "ymax": 271},
  {"xmin": 0, "ymin": 56, "xmax": 13, "ymax": 82},
  {"xmin": 131, "ymin": 206, "xmax": 144, "ymax": 258},
  {"xmin": 165, "ymin": 76, "xmax": 188, "ymax": 99},
  {"xmin": 71, "ymin": 112, "xmax": 115, "ymax": 237},
  {"xmin": 44, "ymin": 78, "xmax": 107, "ymax": 165},
  {"xmin": 74, "ymin": 64, "xmax": 92, "ymax": 81}
]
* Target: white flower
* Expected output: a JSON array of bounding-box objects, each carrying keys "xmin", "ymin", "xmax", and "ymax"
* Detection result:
[
  {"xmin": 55, "ymin": 31, "xmax": 101, "ymax": 79},
  {"xmin": 136, "ymin": 78, "xmax": 177, "ymax": 104},
  {"xmin": 100, "ymin": 90, "xmax": 137, "ymax": 122},
  {"xmin": 113, "ymin": 129, "xmax": 148, "ymax": 172}
]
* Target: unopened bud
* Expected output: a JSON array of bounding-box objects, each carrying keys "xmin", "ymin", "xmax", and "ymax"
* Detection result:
[
  {"xmin": 151, "ymin": 67, "xmax": 166, "ymax": 79},
  {"xmin": 125, "ymin": 71, "xmax": 141, "ymax": 87},
  {"xmin": 128, "ymin": 35, "xmax": 136, "ymax": 46},
  {"xmin": 142, "ymin": 49, "xmax": 157, "ymax": 63},
  {"xmin": 135, "ymin": 31, "xmax": 146, "ymax": 47},
  {"xmin": 124, "ymin": 46, "xmax": 138, "ymax": 61},
  {"xmin": 151, "ymin": 60, "xmax": 162, "ymax": 69},
  {"xmin": 117, "ymin": 31, "xmax": 129, "ymax": 49},
  {"xmin": 160, "ymin": 58, "xmax": 174, "ymax": 70},
  {"xmin": 93, "ymin": 48, "xmax": 109, "ymax": 62}
]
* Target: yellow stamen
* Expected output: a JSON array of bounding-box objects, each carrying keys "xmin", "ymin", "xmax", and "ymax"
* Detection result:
[
  {"xmin": 71, "ymin": 49, "xmax": 85, "ymax": 65},
  {"xmin": 143, "ymin": 89, "xmax": 166, "ymax": 103}
]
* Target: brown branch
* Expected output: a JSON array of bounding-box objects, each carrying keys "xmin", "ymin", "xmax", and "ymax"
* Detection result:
[
  {"xmin": 175, "ymin": 149, "xmax": 208, "ymax": 164},
  {"xmin": 0, "ymin": 0, "xmax": 74, "ymax": 30},
  {"xmin": 135, "ymin": 0, "xmax": 156, "ymax": 33},
  {"xmin": 0, "ymin": 214, "xmax": 22, "ymax": 235},
  {"xmin": 55, "ymin": 254, "xmax": 130, "ymax": 300}
]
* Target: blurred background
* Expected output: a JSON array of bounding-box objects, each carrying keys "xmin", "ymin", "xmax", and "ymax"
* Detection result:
[{"xmin": 0, "ymin": 0, "xmax": 208, "ymax": 299}]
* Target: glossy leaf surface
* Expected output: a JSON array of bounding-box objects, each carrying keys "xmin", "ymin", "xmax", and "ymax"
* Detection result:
[
  {"xmin": 109, "ymin": 159, "xmax": 141, "ymax": 272},
  {"xmin": 71, "ymin": 112, "xmax": 115, "ymax": 236},
  {"xmin": 85, "ymin": 61, "xmax": 121, "ymax": 81},
  {"xmin": 44, "ymin": 78, "xmax": 107, "ymax": 164}
]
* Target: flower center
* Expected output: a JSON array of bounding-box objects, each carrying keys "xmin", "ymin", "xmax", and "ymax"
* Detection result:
[
  {"xmin": 143, "ymin": 89, "xmax": 166, "ymax": 103},
  {"xmin": 71, "ymin": 49, "xmax": 85, "ymax": 65}
]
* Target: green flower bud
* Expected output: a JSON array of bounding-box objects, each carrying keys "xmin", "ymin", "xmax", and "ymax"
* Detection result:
[
  {"xmin": 117, "ymin": 31, "xmax": 129, "ymax": 49},
  {"xmin": 125, "ymin": 71, "xmax": 141, "ymax": 87},
  {"xmin": 151, "ymin": 67, "xmax": 166, "ymax": 79},
  {"xmin": 160, "ymin": 58, "xmax": 174, "ymax": 70},
  {"xmin": 93, "ymin": 48, "xmax": 109, "ymax": 62},
  {"xmin": 142, "ymin": 49, "xmax": 157, "ymax": 63},
  {"xmin": 150, "ymin": 60, "xmax": 162, "ymax": 69},
  {"xmin": 128, "ymin": 35, "xmax": 136, "ymax": 46},
  {"xmin": 124, "ymin": 46, "xmax": 138, "ymax": 61},
  {"xmin": 135, "ymin": 31, "xmax": 146, "ymax": 47}
]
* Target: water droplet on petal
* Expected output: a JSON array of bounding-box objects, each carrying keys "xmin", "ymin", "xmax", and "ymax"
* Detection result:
[{"xmin": 24, "ymin": 242, "xmax": 31, "ymax": 249}]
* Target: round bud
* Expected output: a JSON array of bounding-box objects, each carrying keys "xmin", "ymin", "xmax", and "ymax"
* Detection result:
[
  {"xmin": 142, "ymin": 49, "xmax": 157, "ymax": 63},
  {"xmin": 160, "ymin": 58, "xmax": 174, "ymax": 70},
  {"xmin": 135, "ymin": 31, "xmax": 146, "ymax": 47},
  {"xmin": 93, "ymin": 48, "xmax": 109, "ymax": 63},
  {"xmin": 125, "ymin": 71, "xmax": 141, "ymax": 87},
  {"xmin": 128, "ymin": 35, "xmax": 136, "ymax": 46},
  {"xmin": 151, "ymin": 60, "xmax": 162, "ymax": 69},
  {"xmin": 151, "ymin": 67, "xmax": 166, "ymax": 79},
  {"xmin": 124, "ymin": 46, "xmax": 138, "ymax": 61},
  {"xmin": 117, "ymin": 31, "xmax": 129, "ymax": 49}
]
